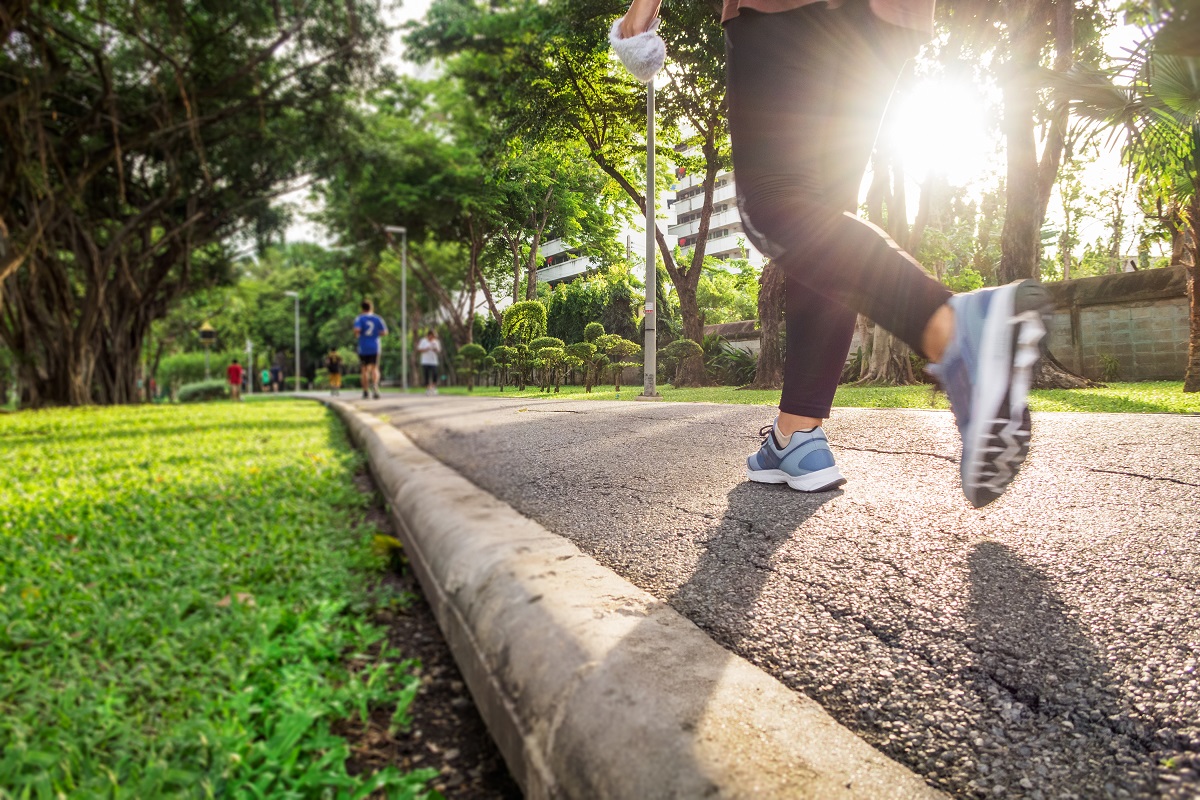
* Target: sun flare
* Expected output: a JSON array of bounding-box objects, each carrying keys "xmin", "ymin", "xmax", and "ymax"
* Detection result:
[{"xmin": 883, "ymin": 76, "xmax": 998, "ymax": 187}]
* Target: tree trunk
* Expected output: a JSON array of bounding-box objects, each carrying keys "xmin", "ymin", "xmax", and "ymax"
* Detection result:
[
  {"xmin": 858, "ymin": 149, "xmax": 916, "ymax": 385},
  {"xmin": 856, "ymin": 325, "xmax": 914, "ymax": 385},
  {"xmin": 1184, "ymin": 192, "xmax": 1199, "ymax": 392},
  {"xmin": 999, "ymin": 69, "xmax": 1043, "ymax": 284},
  {"xmin": 674, "ymin": 283, "xmax": 708, "ymax": 386},
  {"xmin": 998, "ymin": 1, "xmax": 1091, "ymax": 390},
  {"xmin": 1186, "ymin": 264, "xmax": 1199, "ymax": 392},
  {"xmin": 747, "ymin": 259, "xmax": 784, "ymax": 389}
]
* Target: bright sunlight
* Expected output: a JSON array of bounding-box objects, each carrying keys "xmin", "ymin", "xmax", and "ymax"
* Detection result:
[{"xmin": 882, "ymin": 74, "xmax": 999, "ymax": 187}]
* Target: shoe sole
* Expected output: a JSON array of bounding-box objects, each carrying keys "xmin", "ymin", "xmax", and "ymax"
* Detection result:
[
  {"xmin": 746, "ymin": 465, "xmax": 847, "ymax": 492},
  {"xmin": 962, "ymin": 280, "xmax": 1051, "ymax": 508}
]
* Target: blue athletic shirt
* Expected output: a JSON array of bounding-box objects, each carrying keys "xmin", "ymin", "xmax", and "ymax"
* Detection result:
[{"xmin": 354, "ymin": 313, "xmax": 388, "ymax": 355}]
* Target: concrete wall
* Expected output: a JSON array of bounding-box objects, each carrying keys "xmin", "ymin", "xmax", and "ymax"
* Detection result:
[
  {"xmin": 1043, "ymin": 267, "xmax": 1190, "ymax": 381},
  {"xmin": 699, "ymin": 266, "xmax": 1193, "ymax": 382}
]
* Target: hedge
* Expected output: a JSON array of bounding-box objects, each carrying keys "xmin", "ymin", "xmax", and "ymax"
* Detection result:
[{"xmin": 177, "ymin": 380, "xmax": 229, "ymax": 402}]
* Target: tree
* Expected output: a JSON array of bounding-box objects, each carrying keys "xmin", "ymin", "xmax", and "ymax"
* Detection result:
[
  {"xmin": 457, "ymin": 343, "xmax": 488, "ymax": 390},
  {"xmin": 577, "ymin": 322, "xmax": 609, "ymax": 392},
  {"xmin": 490, "ymin": 345, "xmax": 516, "ymax": 391},
  {"xmin": 537, "ymin": 346, "xmax": 567, "ymax": 393},
  {"xmin": 0, "ymin": 0, "xmax": 384, "ymax": 406},
  {"xmin": 407, "ymin": 0, "xmax": 731, "ymax": 386},
  {"xmin": 491, "ymin": 140, "xmax": 628, "ymax": 301},
  {"xmin": 597, "ymin": 334, "xmax": 642, "ymax": 393},
  {"xmin": 565, "ymin": 341, "xmax": 597, "ymax": 388},
  {"xmin": 659, "ymin": 338, "xmax": 703, "ymax": 388},
  {"xmin": 942, "ymin": 0, "xmax": 1107, "ymax": 389},
  {"xmin": 1051, "ymin": 0, "xmax": 1200, "ymax": 390},
  {"xmin": 530, "ymin": 336, "xmax": 566, "ymax": 391},
  {"xmin": 695, "ymin": 261, "xmax": 760, "ymax": 325},
  {"xmin": 317, "ymin": 79, "xmax": 509, "ymax": 348},
  {"xmin": 503, "ymin": 300, "xmax": 549, "ymax": 345}
]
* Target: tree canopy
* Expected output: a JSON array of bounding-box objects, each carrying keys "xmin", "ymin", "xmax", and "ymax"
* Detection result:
[{"xmin": 1, "ymin": 0, "xmax": 386, "ymax": 405}]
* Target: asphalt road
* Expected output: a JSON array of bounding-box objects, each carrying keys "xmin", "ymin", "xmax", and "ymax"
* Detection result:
[{"xmin": 360, "ymin": 393, "xmax": 1199, "ymax": 799}]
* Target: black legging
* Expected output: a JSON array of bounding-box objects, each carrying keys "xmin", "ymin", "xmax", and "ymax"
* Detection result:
[
  {"xmin": 725, "ymin": 1, "xmax": 951, "ymax": 419},
  {"xmin": 422, "ymin": 364, "xmax": 438, "ymax": 386}
]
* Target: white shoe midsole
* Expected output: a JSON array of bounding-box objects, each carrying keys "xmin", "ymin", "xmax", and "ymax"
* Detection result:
[{"xmin": 746, "ymin": 465, "xmax": 846, "ymax": 492}]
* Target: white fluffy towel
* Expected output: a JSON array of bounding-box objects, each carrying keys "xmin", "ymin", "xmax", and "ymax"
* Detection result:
[{"xmin": 609, "ymin": 17, "xmax": 665, "ymax": 83}]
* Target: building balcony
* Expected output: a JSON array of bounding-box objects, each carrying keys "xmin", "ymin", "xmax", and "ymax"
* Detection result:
[
  {"xmin": 669, "ymin": 207, "xmax": 742, "ymax": 238},
  {"xmin": 540, "ymin": 238, "xmax": 572, "ymax": 258},
  {"xmin": 537, "ymin": 256, "xmax": 598, "ymax": 284},
  {"xmin": 679, "ymin": 232, "xmax": 751, "ymax": 261},
  {"xmin": 673, "ymin": 182, "xmax": 737, "ymax": 215}
]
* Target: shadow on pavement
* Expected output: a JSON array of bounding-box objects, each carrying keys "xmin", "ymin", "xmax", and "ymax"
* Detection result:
[
  {"xmin": 965, "ymin": 541, "xmax": 1158, "ymax": 796},
  {"xmin": 670, "ymin": 481, "xmax": 839, "ymax": 644}
]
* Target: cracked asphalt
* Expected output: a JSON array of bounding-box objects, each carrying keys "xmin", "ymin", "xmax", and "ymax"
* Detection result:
[{"xmin": 358, "ymin": 394, "xmax": 1200, "ymax": 799}]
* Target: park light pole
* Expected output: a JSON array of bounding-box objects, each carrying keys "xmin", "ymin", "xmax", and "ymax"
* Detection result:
[
  {"xmin": 638, "ymin": 79, "xmax": 662, "ymax": 401},
  {"xmin": 383, "ymin": 225, "xmax": 408, "ymax": 391},
  {"xmin": 245, "ymin": 339, "xmax": 254, "ymax": 395},
  {"xmin": 198, "ymin": 321, "xmax": 216, "ymax": 380},
  {"xmin": 284, "ymin": 291, "xmax": 300, "ymax": 392}
]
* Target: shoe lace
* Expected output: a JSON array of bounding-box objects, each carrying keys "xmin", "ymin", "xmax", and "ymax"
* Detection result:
[{"xmin": 758, "ymin": 424, "xmax": 773, "ymax": 445}]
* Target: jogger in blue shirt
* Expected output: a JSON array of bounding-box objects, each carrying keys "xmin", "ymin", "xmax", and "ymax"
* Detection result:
[{"xmin": 354, "ymin": 300, "xmax": 388, "ymax": 400}]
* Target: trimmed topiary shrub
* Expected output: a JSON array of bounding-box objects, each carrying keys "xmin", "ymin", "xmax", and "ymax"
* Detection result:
[{"xmin": 176, "ymin": 380, "xmax": 228, "ymax": 403}]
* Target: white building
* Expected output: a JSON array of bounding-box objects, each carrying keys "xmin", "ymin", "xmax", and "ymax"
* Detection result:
[
  {"xmin": 669, "ymin": 168, "xmax": 764, "ymax": 265},
  {"xmin": 536, "ymin": 165, "xmax": 762, "ymax": 286}
]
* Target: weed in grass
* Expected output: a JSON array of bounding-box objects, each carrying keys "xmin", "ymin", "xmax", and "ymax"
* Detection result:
[{"xmin": 0, "ymin": 402, "xmax": 438, "ymax": 798}]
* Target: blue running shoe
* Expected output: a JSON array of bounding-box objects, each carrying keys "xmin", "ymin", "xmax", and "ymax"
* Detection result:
[
  {"xmin": 746, "ymin": 422, "xmax": 847, "ymax": 492},
  {"xmin": 926, "ymin": 279, "xmax": 1051, "ymax": 508}
]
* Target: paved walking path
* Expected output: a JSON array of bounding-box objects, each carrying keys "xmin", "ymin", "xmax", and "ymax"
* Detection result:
[{"xmin": 334, "ymin": 393, "xmax": 1199, "ymax": 799}]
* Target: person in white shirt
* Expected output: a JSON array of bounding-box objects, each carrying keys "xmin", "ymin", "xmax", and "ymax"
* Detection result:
[{"xmin": 416, "ymin": 330, "xmax": 442, "ymax": 395}]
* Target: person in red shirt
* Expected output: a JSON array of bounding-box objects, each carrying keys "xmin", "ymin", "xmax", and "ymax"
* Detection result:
[{"xmin": 227, "ymin": 359, "xmax": 244, "ymax": 402}]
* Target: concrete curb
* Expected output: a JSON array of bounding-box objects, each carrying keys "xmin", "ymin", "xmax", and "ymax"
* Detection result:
[{"xmin": 328, "ymin": 400, "xmax": 945, "ymax": 800}]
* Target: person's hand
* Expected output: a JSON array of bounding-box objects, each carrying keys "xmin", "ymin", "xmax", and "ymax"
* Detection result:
[
  {"xmin": 619, "ymin": 0, "xmax": 660, "ymax": 38},
  {"xmin": 610, "ymin": 0, "xmax": 665, "ymax": 83}
]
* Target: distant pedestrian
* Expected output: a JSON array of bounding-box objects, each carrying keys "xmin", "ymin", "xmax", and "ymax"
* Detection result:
[
  {"xmin": 417, "ymin": 329, "xmax": 442, "ymax": 396},
  {"xmin": 227, "ymin": 359, "xmax": 244, "ymax": 402},
  {"xmin": 270, "ymin": 364, "xmax": 283, "ymax": 393},
  {"xmin": 354, "ymin": 300, "xmax": 388, "ymax": 400},
  {"xmin": 260, "ymin": 367, "xmax": 270, "ymax": 393},
  {"xmin": 325, "ymin": 350, "xmax": 344, "ymax": 396}
]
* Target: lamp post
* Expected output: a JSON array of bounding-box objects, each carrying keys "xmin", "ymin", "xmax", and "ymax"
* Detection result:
[
  {"xmin": 383, "ymin": 225, "xmax": 408, "ymax": 391},
  {"xmin": 637, "ymin": 79, "xmax": 662, "ymax": 401},
  {"xmin": 284, "ymin": 291, "xmax": 300, "ymax": 392},
  {"xmin": 198, "ymin": 321, "xmax": 216, "ymax": 380},
  {"xmin": 245, "ymin": 340, "xmax": 254, "ymax": 395}
]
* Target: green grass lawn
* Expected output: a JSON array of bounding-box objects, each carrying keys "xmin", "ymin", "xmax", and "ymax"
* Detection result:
[
  {"xmin": 384, "ymin": 380, "xmax": 1199, "ymax": 415},
  {"xmin": 0, "ymin": 402, "xmax": 436, "ymax": 799}
]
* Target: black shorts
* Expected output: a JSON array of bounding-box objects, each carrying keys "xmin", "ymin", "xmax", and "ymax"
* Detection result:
[
  {"xmin": 359, "ymin": 353, "xmax": 378, "ymax": 366},
  {"xmin": 422, "ymin": 364, "xmax": 438, "ymax": 384}
]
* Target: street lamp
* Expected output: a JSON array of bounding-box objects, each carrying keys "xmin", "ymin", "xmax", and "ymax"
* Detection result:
[
  {"xmin": 383, "ymin": 225, "xmax": 408, "ymax": 391},
  {"xmin": 637, "ymin": 79, "xmax": 662, "ymax": 401},
  {"xmin": 284, "ymin": 291, "xmax": 300, "ymax": 392},
  {"xmin": 198, "ymin": 321, "xmax": 217, "ymax": 380},
  {"xmin": 245, "ymin": 339, "xmax": 254, "ymax": 395}
]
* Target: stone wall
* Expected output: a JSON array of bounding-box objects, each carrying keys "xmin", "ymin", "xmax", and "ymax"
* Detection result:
[{"xmin": 1043, "ymin": 267, "xmax": 1190, "ymax": 382}]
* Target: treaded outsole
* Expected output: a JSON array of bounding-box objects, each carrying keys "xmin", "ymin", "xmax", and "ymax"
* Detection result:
[{"xmin": 963, "ymin": 280, "xmax": 1051, "ymax": 508}]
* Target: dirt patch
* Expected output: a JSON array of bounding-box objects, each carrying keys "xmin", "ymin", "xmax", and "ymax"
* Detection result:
[{"xmin": 342, "ymin": 471, "xmax": 523, "ymax": 799}]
